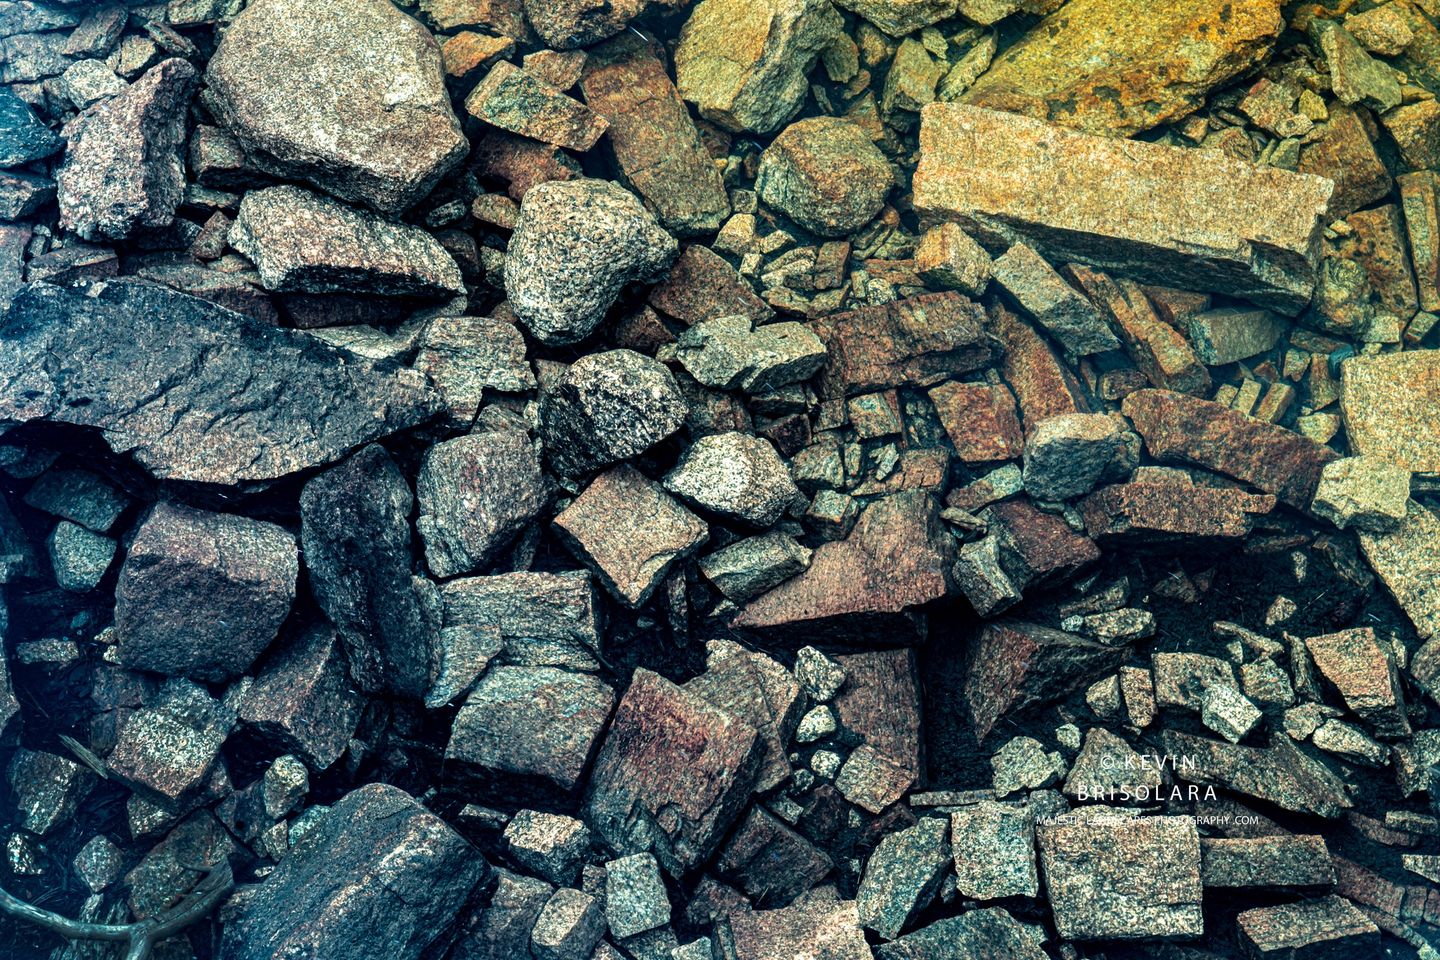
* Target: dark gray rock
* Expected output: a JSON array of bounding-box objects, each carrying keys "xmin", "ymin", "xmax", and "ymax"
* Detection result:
[
  {"xmin": 697, "ymin": 532, "xmax": 811, "ymax": 603},
  {"xmin": 1021, "ymin": 413, "xmax": 1125, "ymax": 501},
  {"xmin": 990, "ymin": 241, "xmax": 1120, "ymax": 355},
  {"xmin": 427, "ymin": 624, "xmax": 504, "ymax": 708},
  {"xmin": 714, "ymin": 806, "xmax": 832, "ymax": 907},
  {"xmin": 452, "ymin": 869, "xmax": 553, "ymax": 960},
  {"xmin": 239, "ymin": 623, "xmax": 363, "ymax": 772},
  {"xmin": 0, "ymin": 280, "xmax": 438, "ymax": 485},
  {"xmin": 114, "ymin": 502, "xmax": 297, "ymax": 682},
  {"xmin": 206, "ymin": 0, "xmax": 468, "ymax": 216},
  {"xmin": 23, "ymin": 467, "xmax": 129, "ymax": 532},
  {"xmin": 230, "ymin": 184, "xmax": 465, "ymax": 297},
  {"xmin": 46, "ymin": 520, "xmax": 115, "ymax": 592},
  {"xmin": 663, "ymin": 432, "xmax": 798, "ymax": 527},
  {"xmin": 416, "ymin": 431, "xmax": 549, "ymax": 579},
  {"xmin": 414, "ymin": 315, "xmax": 536, "ymax": 428},
  {"xmin": 857, "ymin": 816, "xmax": 950, "ymax": 940},
  {"xmin": 540, "ymin": 349, "xmax": 688, "ymax": 476},
  {"xmin": 873, "ymin": 908, "xmax": 1048, "ymax": 960},
  {"xmin": 300, "ymin": 444, "xmax": 440, "ymax": 698},
  {"xmin": 0, "ymin": 169, "xmax": 53, "ymax": 219},
  {"xmin": 445, "ymin": 665, "xmax": 616, "ymax": 804},
  {"xmin": 755, "ymin": 116, "xmax": 891, "ymax": 237},
  {"xmin": 441, "ymin": 571, "xmax": 604, "ymax": 670},
  {"xmin": 525, "ymin": 0, "xmax": 646, "ymax": 50},
  {"xmin": 218, "ymin": 783, "xmax": 488, "ymax": 960},
  {"xmin": 0, "ymin": 85, "xmax": 61, "ymax": 167},
  {"xmin": 506, "ymin": 179, "xmax": 678, "ymax": 346},
  {"xmin": 57, "ymin": 58, "xmax": 196, "ymax": 241},
  {"xmin": 8, "ymin": 750, "xmax": 94, "ymax": 836}
]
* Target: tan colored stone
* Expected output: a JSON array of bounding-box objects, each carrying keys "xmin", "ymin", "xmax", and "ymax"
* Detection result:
[{"xmin": 1340, "ymin": 350, "xmax": 1440, "ymax": 472}]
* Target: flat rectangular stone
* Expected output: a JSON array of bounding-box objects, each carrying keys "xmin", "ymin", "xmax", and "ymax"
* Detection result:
[
  {"xmin": 913, "ymin": 104, "xmax": 1334, "ymax": 314},
  {"xmin": 1236, "ymin": 895, "xmax": 1379, "ymax": 959},
  {"xmin": 1398, "ymin": 170, "xmax": 1440, "ymax": 313},
  {"xmin": 990, "ymin": 241, "xmax": 1119, "ymax": 355},
  {"xmin": 992, "ymin": 302, "xmax": 1090, "ymax": 433},
  {"xmin": 1340, "ymin": 350, "xmax": 1440, "ymax": 472},
  {"xmin": 1200, "ymin": 835, "xmax": 1336, "ymax": 890},
  {"xmin": 1358, "ymin": 500, "xmax": 1440, "ymax": 641},
  {"xmin": 1185, "ymin": 306, "xmax": 1288, "ymax": 365},
  {"xmin": 1080, "ymin": 477, "xmax": 1276, "ymax": 543}
]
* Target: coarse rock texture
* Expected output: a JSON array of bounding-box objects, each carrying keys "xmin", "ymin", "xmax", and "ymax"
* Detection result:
[
  {"xmin": 834, "ymin": 0, "xmax": 956, "ymax": 36},
  {"xmin": 463, "ymin": 60, "xmax": 608, "ymax": 152},
  {"xmin": 239, "ymin": 624, "xmax": 363, "ymax": 772},
  {"xmin": 961, "ymin": 0, "xmax": 1284, "ymax": 137},
  {"xmin": 914, "ymin": 104, "xmax": 1334, "ymax": 313},
  {"xmin": 0, "ymin": 281, "xmax": 438, "ymax": 485},
  {"xmin": 300, "ymin": 445, "xmax": 440, "ymax": 698},
  {"xmin": 114, "ymin": 502, "xmax": 298, "ymax": 683},
  {"xmin": 1358, "ymin": 501, "xmax": 1440, "ymax": 641},
  {"xmin": 539, "ymin": 349, "xmax": 688, "ymax": 476},
  {"xmin": 1340, "ymin": 350, "xmax": 1440, "ymax": 473},
  {"xmin": 663, "ymin": 432, "xmax": 798, "ymax": 527},
  {"xmin": 674, "ymin": 0, "xmax": 843, "ymax": 135},
  {"xmin": 0, "ymin": 86, "xmax": 61, "ymax": 167},
  {"xmin": 218, "ymin": 783, "xmax": 489, "ymax": 960},
  {"xmin": 756, "ymin": 117, "xmax": 891, "ymax": 238},
  {"xmin": 229, "ymin": 185, "xmax": 466, "ymax": 297},
  {"xmin": 505, "ymin": 179, "xmax": 679, "ymax": 345},
  {"xmin": 205, "ymin": 0, "xmax": 468, "ymax": 215},
  {"xmin": 524, "ymin": 0, "xmax": 646, "ymax": 50},
  {"xmin": 57, "ymin": 58, "xmax": 196, "ymax": 241}
]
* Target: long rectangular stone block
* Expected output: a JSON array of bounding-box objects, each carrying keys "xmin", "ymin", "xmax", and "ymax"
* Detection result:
[{"xmin": 913, "ymin": 104, "xmax": 1334, "ymax": 314}]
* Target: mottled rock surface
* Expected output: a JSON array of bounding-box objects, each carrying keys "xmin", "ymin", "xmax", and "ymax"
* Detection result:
[
  {"xmin": 539, "ymin": 349, "xmax": 688, "ymax": 476},
  {"xmin": 1340, "ymin": 350, "xmax": 1440, "ymax": 473},
  {"xmin": 756, "ymin": 117, "xmax": 890, "ymax": 238},
  {"xmin": 664, "ymin": 432, "xmax": 797, "ymax": 527}
]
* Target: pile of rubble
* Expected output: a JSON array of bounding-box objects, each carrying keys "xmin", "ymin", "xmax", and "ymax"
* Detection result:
[{"xmin": 2, "ymin": 0, "xmax": 1440, "ymax": 957}]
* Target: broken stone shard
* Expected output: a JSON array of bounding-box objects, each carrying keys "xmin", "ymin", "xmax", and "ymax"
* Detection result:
[
  {"xmin": 0, "ymin": 280, "xmax": 438, "ymax": 485},
  {"xmin": 990, "ymin": 242, "xmax": 1119, "ymax": 355},
  {"xmin": 674, "ymin": 316, "xmax": 828, "ymax": 394},
  {"xmin": 756, "ymin": 116, "xmax": 891, "ymax": 238},
  {"xmin": 663, "ymin": 432, "xmax": 798, "ymax": 528},
  {"xmin": 115, "ymin": 502, "xmax": 297, "ymax": 683},
  {"xmin": 1305, "ymin": 627, "xmax": 1410, "ymax": 738},
  {"xmin": 539, "ymin": 349, "xmax": 688, "ymax": 476},
  {"xmin": 465, "ymin": 60, "xmax": 608, "ymax": 152},
  {"xmin": 960, "ymin": 0, "xmax": 1283, "ymax": 138},
  {"xmin": 950, "ymin": 801, "xmax": 1038, "ymax": 900},
  {"xmin": 1357, "ymin": 500, "xmax": 1440, "ymax": 641},
  {"xmin": 57, "ymin": 58, "xmax": 196, "ymax": 242},
  {"xmin": 1310, "ymin": 456, "xmax": 1410, "ymax": 533},
  {"xmin": 1340, "ymin": 350, "xmax": 1440, "ymax": 473},
  {"xmin": 506, "ymin": 179, "xmax": 679, "ymax": 346},
  {"xmin": 1163, "ymin": 731, "xmax": 1352, "ymax": 818},
  {"xmin": 218, "ymin": 783, "xmax": 488, "ymax": 960},
  {"xmin": 0, "ymin": 86, "xmax": 61, "ymax": 167},
  {"xmin": 524, "ymin": 0, "xmax": 646, "ymax": 50},
  {"xmin": 239, "ymin": 624, "xmax": 362, "ymax": 772},
  {"xmin": 1081, "ymin": 476, "xmax": 1276, "ymax": 543},
  {"xmin": 914, "ymin": 104, "xmax": 1334, "ymax": 314},
  {"xmin": 584, "ymin": 668, "xmax": 762, "ymax": 876},
  {"xmin": 856, "ymin": 816, "xmax": 949, "ymax": 940},
  {"xmin": 206, "ymin": 0, "xmax": 468, "ymax": 216},
  {"xmin": 1235, "ymin": 896, "xmax": 1379, "ymax": 960},
  {"xmin": 229, "ymin": 185, "xmax": 465, "ymax": 298},
  {"xmin": 442, "ymin": 570, "xmax": 602, "ymax": 667},
  {"xmin": 675, "ymin": 0, "xmax": 843, "ymax": 135}
]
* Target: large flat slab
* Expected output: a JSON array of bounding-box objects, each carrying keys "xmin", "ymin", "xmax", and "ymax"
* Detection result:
[{"xmin": 913, "ymin": 104, "xmax": 1334, "ymax": 313}]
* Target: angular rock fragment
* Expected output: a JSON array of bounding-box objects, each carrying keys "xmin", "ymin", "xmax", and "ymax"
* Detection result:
[
  {"xmin": 756, "ymin": 117, "xmax": 890, "ymax": 237},
  {"xmin": 1080, "ymin": 476, "xmax": 1275, "ymax": 543},
  {"xmin": 1357, "ymin": 500, "xmax": 1440, "ymax": 641},
  {"xmin": 555, "ymin": 465, "xmax": 708, "ymax": 608},
  {"xmin": 964, "ymin": 620, "xmax": 1127, "ymax": 742},
  {"xmin": 857, "ymin": 816, "xmax": 949, "ymax": 940},
  {"xmin": 107, "ymin": 689, "xmax": 229, "ymax": 812},
  {"xmin": 675, "ymin": 316, "xmax": 827, "ymax": 394},
  {"xmin": 1185, "ymin": 307, "xmax": 1288, "ymax": 366},
  {"xmin": 57, "ymin": 57, "xmax": 194, "ymax": 241},
  {"xmin": 648, "ymin": 245, "xmax": 771, "ymax": 326},
  {"xmin": 115, "ymin": 503, "xmax": 297, "ymax": 683},
  {"xmin": 734, "ymin": 491, "xmax": 952, "ymax": 642},
  {"xmin": 524, "ymin": 0, "xmax": 646, "ymax": 49},
  {"xmin": 1311, "ymin": 456, "xmax": 1409, "ymax": 533},
  {"xmin": 1235, "ymin": 896, "xmax": 1379, "ymax": 959},
  {"xmin": 47, "ymin": 521, "xmax": 115, "ymax": 592},
  {"xmin": 1400, "ymin": 172, "xmax": 1440, "ymax": 312},
  {"xmin": 584, "ymin": 668, "xmax": 762, "ymax": 876},
  {"xmin": 832, "ymin": 649, "xmax": 923, "ymax": 781},
  {"xmin": 540, "ymin": 349, "xmax": 687, "ymax": 476},
  {"xmin": 927, "ymin": 381, "xmax": 1022, "ymax": 463},
  {"xmin": 960, "ymin": 0, "xmax": 1282, "ymax": 137},
  {"xmin": 466, "ymin": 60, "xmax": 607, "ymax": 152},
  {"xmin": 580, "ymin": 36, "xmax": 729, "ymax": 237},
  {"xmin": 1340, "ymin": 350, "xmax": 1440, "ymax": 473},
  {"xmin": 416, "ymin": 431, "xmax": 548, "ymax": 579},
  {"xmin": 809, "ymin": 293, "xmax": 993, "ymax": 398},
  {"xmin": 218, "ymin": 784, "xmax": 488, "ymax": 960},
  {"xmin": 453, "ymin": 869, "xmax": 553, "ymax": 959},
  {"xmin": 664, "ymin": 432, "xmax": 797, "ymax": 527},
  {"xmin": 1038, "ymin": 815, "xmax": 1203, "ymax": 940},
  {"xmin": 239, "ymin": 625, "xmax": 362, "ymax": 771},
  {"xmin": 716, "ymin": 806, "xmax": 832, "ymax": 906},
  {"xmin": 442, "ymin": 571, "xmax": 603, "ymax": 667},
  {"xmin": 675, "ymin": 0, "xmax": 843, "ymax": 135},
  {"xmin": 23, "ymin": 467, "xmax": 128, "ymax": 533},
  {"xmin": 1200, "ymin": 835, "xmax": 1335, "ymax": 890},
  {"xmin": 506, "ymin": 179, "xmax": 678, "ymax": 346},
  {"xmin": 1305, "ymin": 627, "xmax": 1410, "ymax": 738},
  {"xmin": 0, "ymin": 86, "xmax": 60, "ymax": 167},
  {"xmin": 914, "ymin": 105, "xmax": 1333, "ymax": 313},
  {"xmin": 873, "ymin": 908, "xmax": 1047, "ymax": 960},
  {"xmin": 531, "ymin": 887, "xmax": 604, "ymax": 960},
  {"xmin": 230, "ymin": 185, "xmax": 464, "ymax": 297},
  {"xmin": 1163, "ymin": 731, "xmax": 1352, "ymax": 818},
  {"xmin": 991, "ymin": 242, "xmax": 1118, "ymax": 355},
  {"xmin": 685, "ymin": 639, "xmax": 803, "ymax": 793},
  {"xmin": 206, "ymin": 0, "xmax": 468, "ymax": 215},
  {"xmin": 301, "ymin": 446, "xmax": 439, "ymax": 697},
  {"xmin": 605, "ymin": 852, "xmax": 671, "ymax": 938},
  {"xmin": 446, "ymin": 665, "xmax": 615, "ymax": 804},
  {"xmin": 9, "ymin": 750, "xmax": 93, "ymax": 836},
  {"xmin": 1123, "ymin": 389, "xmax": 1338, "ymax": 509},
  {"xmin": 1066, "ymin": 266, "xmax": 1209, "ymax": 395},
  {"xmin": 414, "ymin": 316, "xmax": 534, "ymax": 426},
  {"xmin": 0, "ymin": 281, "xmax": 437, "ymax": 485},
  {"xmin": 950, "ymin": 801, "xmax": 1037, "ymax": 900},
  {"xmin": 698, "ymin": 532, "xmax": 811, "ymax": 603},
  {"xmin": 1021, "ymin": 413, "xmax": 1123, "ymax": 501},
  {"xmin": 726, "ymin": 899, "xmax": 870, "ymax": 960},
  {"xmin": 1300, "ymin": 106, "xmax": 1392, "ymax": 221}
]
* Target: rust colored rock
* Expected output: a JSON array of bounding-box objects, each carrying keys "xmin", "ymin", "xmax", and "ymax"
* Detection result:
[
  {"xmin": 1065, "ymin": 266, "xmax": 1209, "ymax": 396},
  {"xmin": 684, "ymin": 639, "xmax": 803, "ymax": 794},
  {"xmin": 580, "ymin": 35, "xmax": 730, "ymax": 237},
  {"xmin": 963, "ymin": 619, "xmax": 1127, "ymax": 742},
  {"xmin": 832, "ymin": 649, "xmax": 923, "ymax": 782},
  {"xmin": 1297, "ymin": 105, "xmax": 1391, "ymax": 220},
  {"xmin": 1080, "ymin": 478, "xmax": 1276, "ymax": 544},
  {"xmin": 986, "ymin": 497, "xmax": 1100, "ymax": 589},
  {"xmin": 647, "ymin": 245, "xmax": 771, "ymax": 327},
  {"xmin": 1400, "ymin": 170, "xmax": 1440, "ymax": 313},
  {"xmin": 808, "ymin": 292, "xmax": 994, "ymax": 399},
  {"xmin": 716, "ymin": 806, "xmax": 833, "ymax": 906},
  {"xmin": 239, "ymin": 624, "xmax": 362, "ymax": 772},
  {"xmin": 1122, "ymin": 389, "xmax": 1339, "ymax": 509},
  {"xmin": 1340, "ymin": 351, "xmax": 1440, "ymax": 473},
  {"xmin": 914, "ymin": 104, "xmax": 1333, "ymax": 314},
  {"xmin": 733, "ymin": 490, "xmax": 953, "ymax": 643},
  {"xmin": 584, "ymin": 668, "xmax": 763, "ymax": 877},
  {"xmin": 472, "ymin": 130, "xmax": 582, "ymax": 201},
  {"xmin": 1236, "ymin": 895, "xmax": 1379, "ymax": 958},
  {"xmin": 1339, "ymin": 204, "xmax": 1419, "ymax": 318},
  {"xmin": 927, "ymin": 381, "xmax": 1023, "ymax": 463},
  {"xmin": 992, "ymin": 303, "xmax": 1089, "ymax": 433},
  {"xmin": 960, "ymin": 0, "xmax": 1281, "ymax": 137},
  {"xmin": 1305, "ymin": 627, "xmax": 1411, "ymax": 738}
]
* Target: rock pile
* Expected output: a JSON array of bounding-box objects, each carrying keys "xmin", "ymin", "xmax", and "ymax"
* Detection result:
[{"xmin": 2, "ymin": 0, "xmax": 1440, "ymax": 959}]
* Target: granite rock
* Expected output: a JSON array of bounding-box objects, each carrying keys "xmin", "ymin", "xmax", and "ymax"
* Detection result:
[
  {"xmin": 540, "ymin": 349, "xmax": 688, "ymax": 476},
  {"xmin": 664, "ymin": 432, "xmax": 798, "ymax": 527},
  {"xmin": 756, "ymin": 116, "xmax": 891, "ymax": 238}
]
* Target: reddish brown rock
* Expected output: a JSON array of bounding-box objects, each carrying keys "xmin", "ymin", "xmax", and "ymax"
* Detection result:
[
  {"xmin": 964, "ymin": 619, "xmax": 1127, "ymax": 742},
  {"xmin": 832, "ymin": 649, "xmax": 923, "ymax": 781},
  {"xmin": 927, "ymin": 381, "xmax": 1023, "ymax": 463},
  {"xmin": 472, "ymin": 130, "xmax": 582, "ymax": 201},
  {"xmin": 716, "ymin": 806, "xmax": 833, "ymax": 907},
  {"xmin": 584, "ymin": 668, "xmax": 763, "ymax": 876},
  {"xmin": 1305, "ymin": 627, "xmax": 1411, "ymax": 738},
  {"xmin": 808, "ymin": 293, "xmax": 994, "ymax": 399},
  {"xmin": 992, "ymin": 303, "xmax": 1089, "ymax": 434},
  {"xmin": 1122, "ymin": 389, "xmax": 1339, "ymax": 509},
  {"xmin": 239, "ymin": 624, "xmax": 362, "ymax": 772},
  {"xmin": 727, "ymin": 899, "xmax": 871, "ymax": 960},
  {"xmin": 580, "ymin": 35, "xmax": 730, "ymax": 237},
  {"xmin": 986, "ymin": 498, "xmax": 1101, "ymax": 588},
  {"xmin": 684, "ymin": 639, "xmax": 803, "ymax": 793},
  {"xmin": 441, "ymin": 31, "xmax": 514, "ymax": 80},
  {"xmin": 1298, "ymin": 105, "xmax": 1391, "ymax": 219},
  {"xmin": 1066, "ymin": 265, "xmax": 1209, "ymax": 396},
  {"xmin": 1399, "ymin": 170, "xmax": 1440, "ymax": 313},
  {"xmin": 1080, "ymin": 477, "xmax": 1277, "ymax": 544},
  {"xmin": 1338, "ymin": 205, "xmax": 1419, "ymax": 319},
  {"xmin": 647, "ymin": 245, "xmax": 771, "ymax": 327},
  {"xmin": 733, "ymin": 490, "xmax": 954, "ymax": 643}
]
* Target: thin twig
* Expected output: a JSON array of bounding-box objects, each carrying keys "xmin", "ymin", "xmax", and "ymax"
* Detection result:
[{"xmin": 0, "ymin": 861, "xmax": 233, "ymax": 960}]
